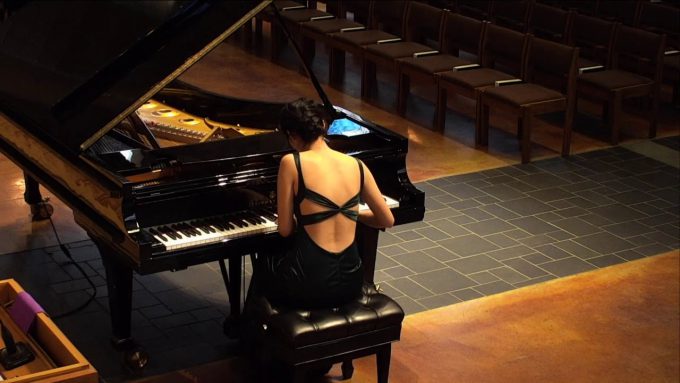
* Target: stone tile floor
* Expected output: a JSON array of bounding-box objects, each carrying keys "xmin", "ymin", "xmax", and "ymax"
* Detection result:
[{"xmin": 0, "ymin": 143, "xmax": 677, "ymax": 382}]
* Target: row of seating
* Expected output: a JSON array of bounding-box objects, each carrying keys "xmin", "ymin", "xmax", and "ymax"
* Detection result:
[{"xmin": 262, "ymin": 1, "xmax": 669, "ymax": 164}]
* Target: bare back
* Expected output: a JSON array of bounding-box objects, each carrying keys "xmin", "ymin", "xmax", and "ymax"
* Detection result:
[{"xmin": 292, "ymin": 150, "xmax": 361, "ymax": 253}]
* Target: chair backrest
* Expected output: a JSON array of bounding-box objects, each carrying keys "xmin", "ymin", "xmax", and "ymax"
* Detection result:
[
  {"xmin": 595, "ymin": 0, "xmax": 641, "ymax": 26},
  {"xmin": 612, "ymin": 24, "xmax": 666, "ymax": 83},
  {"xmin": 481, "ymin": 23, "xmax": 530, "ymax": 78},
  {"xmin": 529, "ymin": 3, "xmax": 573, "ymax": 43},
  {"xmin": 637, "ymin": 2, "xmax": 679, "ymax": 48},
  {"xmin": 490, "ymin": 0, "xmax": 532, "ymax": 32},
  {"xmin": 527, "ymin": 37, "xmax": 579, "ymax": 98},
  {"xmin": 556, "ymin": 0, "xmax": 597, "ymax": 16},
  {"xmin": 341, "ymin": 0, "xmax": 372, "ymax": 25},
  {"xmin": 404, "ymin": 1, "xmax": 445, "ymax": 46},
  {"xmin": 440, "ymin": 12, "xmax": 487, "ymax": 62},
  {"xmin": 369, "ymin": 0, "xmax": 408, "ymax": 36},
  {"xmin": 570, "ymin": 13, "xmax": 617, "ymax": 67},
  {"xmin": 457, "ymin": 0, "xmax": 492, "ymax": 20}
]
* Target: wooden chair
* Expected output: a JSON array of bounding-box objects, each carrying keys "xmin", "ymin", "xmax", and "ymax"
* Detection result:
[
  {"xmin": 361, "ymin": 1, "xmax": 445, "ymax": 99},
  {"xmin": 326, "ymin": 1, "xmax": 408, "ymax": 87},
  {"xmin": 477, "ymin": 37, "xmax": 579, "ymax": 163},
  {"xmin": 636, "ymin": 1, "xmax": 680, "ymax": 106},
  {"xmin": 457, "ymin": 0, "xmax": 492, "ymax": 21},
  {"xmin": 298, "ymin": 1, "xmax": 369, "ymax": 71},
  {"xmin": 595, "ymin": 0, "xmax": 641, "ymax": 26},
  {"xmin": 268, "ymin": 1, "xmax": 333, "ymax": 61},
  {"xmin": 528, "ymin": 2, "xmax": 574, "ymax": 43},
  {"xmin": 569, "ymin": 13, "xmax": 618, "ymax": 71},
  {"xmin": 396, "ymin": 12, "xmax": 487, "ymax": 127},
  {"xmin": 577, "ymin": 25, "xmax": 666, "ymax": 144},
  {"xmin": 436, "ymin": 23, "xmax": 530, "ymax": 134},
  {"xmin": 490, "ymin": 0, "xmax": 533, "ymax": 33}
]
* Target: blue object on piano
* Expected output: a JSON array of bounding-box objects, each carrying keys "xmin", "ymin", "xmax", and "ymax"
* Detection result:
[{"xmin": 328, "ymin": 118, "xmax": 370, "ymax": 137}]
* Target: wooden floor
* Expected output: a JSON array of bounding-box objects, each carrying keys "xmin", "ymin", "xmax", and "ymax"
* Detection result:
[{"xmin": 0, "ymin": 24, "xmax": 678, "ymax": 383}]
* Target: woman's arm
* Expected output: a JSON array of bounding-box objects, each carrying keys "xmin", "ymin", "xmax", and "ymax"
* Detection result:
[
  {"xmin": 277, "ymin": 154, "xmax": 296, "ymax": 237},
  {"xmin": 358, "ymin": 162, "xmax": 395, "ymax": 229}
]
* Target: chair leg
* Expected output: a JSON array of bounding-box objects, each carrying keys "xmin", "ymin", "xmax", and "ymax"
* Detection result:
[
  {"xmin": 341, "ymin": 359, "xmax": 354, "ymax": 379},
  {"xmin": 477, "ymin": 97, "xmax": 489, "ymax": 146},
  {"xmin": 562, "ymin": 102, "xmax": 575, "ymax": 157},
  {"xmin": 608, "ymin": 93, "xmax": 622, "ymax": 145},
  {"xmin": 361, "ymin": 60, "xmax": 376, "ymax": 99},
  {"xmin": 520, "ymin": 111, "xmax": 532, "ymax": 163},
  {"xmin": 435, "ymin": 86, "xmax": 447, "ymax": 132},
  {"xmin": 376, "ymin": 344, "xmax": 392, "ymax": 383},
  {"xmin": 649, "ymin": 91, "xmax": 659, "ymax": 138},
  {"xmin": 329, "ymin": 48, "xmax": 345, "ymax": 87},
  {"xmin": 397, "ymin": 72, "xmax": 409, "ymax": 116}
]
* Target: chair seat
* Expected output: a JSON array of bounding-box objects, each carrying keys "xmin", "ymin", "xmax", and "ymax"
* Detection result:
[
  {"xmin": 579, "ymin": 69, "xmax": 653, "ymax": 90},
  {"xmin": 399, "ymin": 54, "xmax": 473, "ymax": 74},
  {"xmin": 439, "ymin": 68, "xmax": 516, "ymax": 89},
  {"xmin": 301, "ymin": 19, "xmax": 363, "ymax": 34},
  {"xmin": 253, "ymin": 284, "xmax": 404, "ymax": 348},
  {"xmin": 578, "ymin": 57, "xmax": 605, "ymax": 70},
  {"xmin": 331, "ymin": 29, "xmax": 399, "ymax": 46},
  {"xmin": 280, "ymin": 9, "xmax": 331, "ymax": 23},
  {"xmin": 364, "ymin": 41, "xmax": 434, "ymax": 60},
  {"xmin": 665, "ymin": 54, "xmax": 680, "ymax": 71},
  {"xmin": 483, "ymin": 83, "xmax": 565, "ymax": 107}
]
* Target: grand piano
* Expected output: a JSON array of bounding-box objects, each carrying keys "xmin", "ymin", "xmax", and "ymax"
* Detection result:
[{"xmin": 0, "ymin": 0, "xmax": 424, "ymax": 369}]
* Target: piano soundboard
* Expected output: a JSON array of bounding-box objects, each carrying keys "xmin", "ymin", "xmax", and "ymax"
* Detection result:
[
  {"xmin": 148, "ymin": 195, "xmax": 400, "ymax": 251},
  {"xmin": 136, "ymin": 99, "xmax": 272, "ymax": 144}
]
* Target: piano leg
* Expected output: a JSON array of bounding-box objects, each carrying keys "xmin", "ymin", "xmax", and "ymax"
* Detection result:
[
  {"xmin": 97, "ymin": 239, "xmax": 149, "ymax": 371},
  {"xmin": 219, "ymin": 256, "xmax": 242, "ymax": 338},
  {"xmin": 23, "ymin": 173, "xmax": 53, "ymax": 220},
  {"xmin": 356, "ymin": 223, "xmax": 380, "ymax": 285}
]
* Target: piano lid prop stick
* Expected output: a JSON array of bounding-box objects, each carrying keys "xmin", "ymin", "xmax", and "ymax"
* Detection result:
[{"xmin": 0, "ymin": 319, "xmax": 35, "ymax": 370}]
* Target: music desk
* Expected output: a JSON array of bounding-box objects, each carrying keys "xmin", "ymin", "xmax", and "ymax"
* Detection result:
[{"xmin": 0, "ymin": 279, "xmax": 98, "ymax": 383}]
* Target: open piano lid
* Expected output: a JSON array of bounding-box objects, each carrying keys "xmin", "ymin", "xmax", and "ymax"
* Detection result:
[{"xmin": 0, "ymin": 0, "xmax": 270, "ymax": 153}]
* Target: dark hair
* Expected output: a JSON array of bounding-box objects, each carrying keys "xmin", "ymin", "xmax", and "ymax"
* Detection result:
[{"xmin": 279, "ymin": 98, "xmax": 328, "ymax": 143}]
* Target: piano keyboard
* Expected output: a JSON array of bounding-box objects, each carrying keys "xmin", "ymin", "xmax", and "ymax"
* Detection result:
[{"xmin": 149, "ymin": 195, "xmax": 399, "ymax": 251}]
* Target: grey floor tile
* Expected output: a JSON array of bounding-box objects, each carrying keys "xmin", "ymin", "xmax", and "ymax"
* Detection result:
[
  {"xmin": 433, "ymin": 193, "xmax": 461, "ymax": 204},
  {"xmin": 489, "ymin": 266, "xmax": 529, "ymax": 284},
  {"xmin": 506, "ymin": 180, "xmax": 538, "ymax": 192},
  {"xmin": 418, "ymin": 182, "xmax": 449, "ymax": 196},
  {"xmin": 505, "ymin": 228, "xmax": 533, "ymax": 240},
  {"xmin": 392, "ymin": 251, "xmax": 446, "ymax": 274},
  {"xmin": 527, "ymin": 187, "xmax": 574, "ymax": 203},
  {"xmin": 485, "ymin": 245, "xmax": 535, "ymax": 261},
  {"xmin": 573, "ymin": 232, "xmax": 635, "ymax": 254},
  {"xmin": 635, "ymin": 243, "xmax": 672, "ymax": 257},
  {"xmin": 399, "ymin": 238, "xmax": 439, "ymax": 252},
  {"xmin": 449, "ymin": 214, "xmax": 478, "ymax": 225},
  {"xmin": 425, "ymin": 208, "xmax": 464, "ymax": 221},
  {"xmin": 440, "ymin": 183, "xmax": 487, "ymax": 199},
  {"xmin": 384, "ymin": 265, "xmax": 416, "ymax": 279},
  {"xmin": 480, "ymin": 204, "xmax": 521, "ymax": 220},
  {"xmin": 388, "ymin": 277, "xmax": 434, "ymax": 299},
  {"xmin": 410, "ymin": 268, "xmax": 477, "ymax": 294},
  {"xmin": 590, "ymin": 203, "xmax": 648, "ymax": 223},
  {"xmin": 463, "ymin": 218, "xmax": 516, "ymax": 236},
  {"xmin": 508, "ymin": 216, "xmax": 559, "ymax": 235},
  {"xmin": 479, "ymin": 184, "xmax": 526, "ymax": 201},
  {"xmin": 438, "ymin": 234, "xmax": 499, "ymax": 257},
  {"xmin": 522, "ymin": 253, "xmax": 553, "ymax": 265},
  {"xmin": 460, "ymin": 207, "xmax": 495, "ymax": 221},
  {"xmin": 614, "ymin": 249, "xmax": 645, "ymax": 261},
  {"xmin": 643, "ymin": 231, "xmax": 679, "ymax": 247},
  {"xmin": 484, "ymin": 175, "xmax": 516, "ymax": 185},
  {"xmin": 586, "ymin": 254, "xmax": 627, "ymax": 268},
  {"xmin": 423, "ymin": 246, "xmax": 462, "ymax": 262},
  {"xmin": 484, "ymin": 233, "xmax": 520, "ymax": 248},
  {"xmin": 608, "ymin": 190, "xmax": 656, "ymax": 205},
  {"xmin": 535, "ymin": 244, "xmax": 573, "ymax": 260},
  {"xmin": 377, "ymin": 281, "xmax": 405, "ymax": 298},
  {"xmin": 452, "ymin": 288, "xmax": 485, "ymax": 301},
  {"xmin": 373, "ymin": 270, "xmax": 393, "ymax": 284},
  {"xmin": 564, "ymin": 196, "xmax": 599, "ymax": 209},
  {"xmin": 553, "ymin": 240, "xmax": 601, "ymax": 259},
  {"xmin": 415, "ymin": 226, "xmax": 453, "ymax": 242},
  {"xmin": 540, "ymin": 257, "xmax": 597, "ymax": 277},
  {"xmin": 550, "ymin": 217, "xmax": 602, "ymax": 236},
  {"xmin": 394, "ymin": 230, "xmax": 424, "ymax": 241},
  {"xmin": 554, "ymin": 206, "xmax": 589, "ymax": 218},
  {"xmin": 393, "ymin": 295, "xmax": 427, "ymax": 315},
  {"xmin": 603, "ymin": 221, "xmax": 655, "ymax": 238},
  {"xmin": 549, "ymin": 199, "xmax": 575, "ymax": 210},
  {"xmin": 447, "ymin": 254, "xmax": 504, "ymax": 274},
  {"xmin": 474, "ymin": 280, "xmax": 515, "ymax": 296},
  {"xmin": 425, "ymin": 198, "xmax": 449, "ymax": 211},
  {"xmin": 519, "ymin": 234, "xmax": 556, "ymax": 247},
  {"xmin": 417, "ymin": 293, "xmax": 462, "ymax": 310},
  {"xmin": 512, "ymin": 275, "xmax": 557, "ymax": 288},
  {"xmin": 429, "ymin": 218, "xmax": 472, "ymax": 237},
  {"xmin": 468, "ymin": 271, "xmax": 500, "ymax": 284},
  {"xmin": 475, "ymin": 195, "xmax": 501, "ymax": 204},
  {"xmin": 377, "ymin": 231, "xmax": 403, "ymax": 246},
  {"xmin": 637, "ymin": 213, "xmax": 679, "ymax": 227},
  {"xmin": 546, "ymin": 230, "xmax": 576, "ymax": 241},
  {"xmin": 375, "ymin": 254, "xmax": 400, "ymax": 270},
  {"xmin": 535, "ymin": 211, "xmax": 565, "ymax": 223},
  {"xmin": 379, "ymin": 244, "xmax": 408, "ymax": 257},
  {"xmin": 497, "ymin": 197, "xmax": 554, "ymax": 216}
]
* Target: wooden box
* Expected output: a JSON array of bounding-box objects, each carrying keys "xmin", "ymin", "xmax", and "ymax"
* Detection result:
[{"xmin": 0, "ymin": 279, "xmax": 98, "ymax": 383}]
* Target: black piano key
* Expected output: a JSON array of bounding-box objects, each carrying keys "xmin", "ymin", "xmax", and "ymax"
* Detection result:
[{"xmin": 149, "ymin": 228, "xmax": 167, "ymax": 241}]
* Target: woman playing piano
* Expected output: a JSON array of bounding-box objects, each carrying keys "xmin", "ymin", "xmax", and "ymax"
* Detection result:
[{"xmin": 253, "ymin": 98, "xmax": 394, "ymax": 309}]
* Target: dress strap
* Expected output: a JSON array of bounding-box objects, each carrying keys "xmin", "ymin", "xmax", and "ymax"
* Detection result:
[
  {"xmin": 293, "ymin": 152, "xmax": 305, "ymax": 205},
  {"xmin": 357, "ymin": 158, "xmax": 364, "ymax": 194}
]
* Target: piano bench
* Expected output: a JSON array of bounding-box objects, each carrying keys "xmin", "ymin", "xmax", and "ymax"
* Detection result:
[{"xmin": 244, "ymin": 284, "xmax": 404, "ymax": 383}]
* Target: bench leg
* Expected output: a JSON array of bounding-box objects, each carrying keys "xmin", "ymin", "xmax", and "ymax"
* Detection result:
[
  {"xmin": 342, "ymin": 359, "xmax": 354, "ymax": 379},
  {"xmin": 376, "ymin": 344, "xmax": 392, "ymax": 383}
]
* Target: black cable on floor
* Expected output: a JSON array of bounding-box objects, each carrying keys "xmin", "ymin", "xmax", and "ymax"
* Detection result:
[{"xmin": 47, "ymin": 214, "xmax": 97, "ymax": 319}]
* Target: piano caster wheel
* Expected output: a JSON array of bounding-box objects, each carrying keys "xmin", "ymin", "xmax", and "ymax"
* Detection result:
[
  {"xmin": 223, "ymin": 316, "xmax": 240, "ymax": 339},
  {"xmin": 30, "ymin": 201, "xmax": 53, "ymax": 221},
  {"xmin": 122, "ymin": 348, "xmax": 149, "ymax": 372}
]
